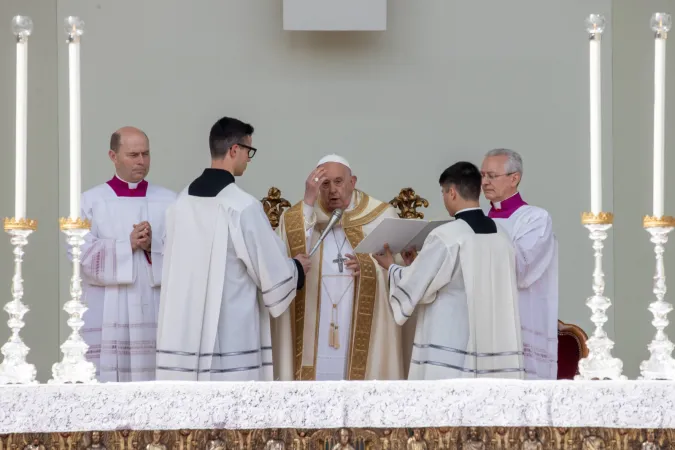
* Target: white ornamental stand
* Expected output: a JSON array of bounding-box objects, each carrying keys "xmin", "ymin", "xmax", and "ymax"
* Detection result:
[
  {"xmin": 576, "ymin": 213, "xmax": 625, "ymax": 380},
  {"xmin": 0, "ymin": 15, "xmax": 37, "ymax": 385},
  {"xmin": 49, "ymin": 218, "xmax": 97, "ymax": 384},
  {"xmin": 639, "ymin": 12, "xmax": 675, "ymax": 381},
  {"xmin": 50, "ymin": 16, "xmax": 96, "ymax": 384},
  {"xmin": 575, "ymin": 14, "xmax": 625, "ymax": 380},
  {"xmin": 0, "ymin": 219, "xmax": 37, "ymax": 384},
  {"xmin": 640, "ymin": 217, "xmax": 675, "ymax": 379}
]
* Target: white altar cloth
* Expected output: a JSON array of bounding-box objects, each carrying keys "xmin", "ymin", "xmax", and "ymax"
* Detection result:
[{"xmin": 0, "ymin": 379, "xmax": 673, "ymax": 433}]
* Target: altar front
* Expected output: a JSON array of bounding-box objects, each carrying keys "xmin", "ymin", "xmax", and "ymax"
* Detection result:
[{"xmin": 0, "ymin": 379, "xmax": 672, "ymax": 449}]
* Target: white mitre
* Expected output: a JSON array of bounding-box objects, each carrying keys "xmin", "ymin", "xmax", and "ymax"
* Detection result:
[{"xmin": 316, "ymin": 154, "xmax": 351, "ymax": 169}]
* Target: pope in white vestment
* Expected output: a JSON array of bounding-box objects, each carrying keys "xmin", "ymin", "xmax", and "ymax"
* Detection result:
[
  {"xmin": 156, "ymin": 116, "xmax": 309, "ymax": 381},
  {"xmin": 273, "ymin": 155, "xmax": 407, "ymax": 381},
  {"xmin": 482, "ymin": 149, "xmax": 558, "ymax": 380},
  {"xmin": 80, "ymin": 127, "xmax": 176, "ymax": 382},
  {"xmin": 374, "ymin": 162, "xmax": 525, "ymax": 380}
]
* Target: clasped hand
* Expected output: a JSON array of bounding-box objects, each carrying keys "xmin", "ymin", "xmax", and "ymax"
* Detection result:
[{"xmin": 130, "ymin": 221, "xmax": 152, "ymax": 252}]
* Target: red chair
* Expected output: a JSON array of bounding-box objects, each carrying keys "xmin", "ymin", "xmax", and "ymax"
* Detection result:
[{"xmin": 557, "ymin": 320, "xmax": 589, "ymax": 379}]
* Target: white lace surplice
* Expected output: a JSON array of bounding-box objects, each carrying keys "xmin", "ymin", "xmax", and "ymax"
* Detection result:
[{"xmin": 78, "ymin": 182, "xmax": 175, "ymax": 382}]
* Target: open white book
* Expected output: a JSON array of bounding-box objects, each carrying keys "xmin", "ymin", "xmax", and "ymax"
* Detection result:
[{"xmin": 353, "ymin": 217, "xmax": 452, "ymax": 254}]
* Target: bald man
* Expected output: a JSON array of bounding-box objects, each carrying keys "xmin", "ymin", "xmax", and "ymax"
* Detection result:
[{"xmin": 78, "ymin": 127, "xmax": 176, "ymax": 382}]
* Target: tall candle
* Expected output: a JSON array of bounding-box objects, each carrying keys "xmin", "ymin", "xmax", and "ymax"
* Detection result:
[
  {"xmin": 11, "ymin": 16, "xmax": 33, "ymax": 220},
  {"xmin": 65, "ymin": 17, "xmax": 84, "ymax": 220},
  {"xmin": 586, "ymin": 14, "xmax": 605, "ymax": 215},
  {"xmin": 651, "ymin": 13, "xmax": 671, "ymax": 218}
]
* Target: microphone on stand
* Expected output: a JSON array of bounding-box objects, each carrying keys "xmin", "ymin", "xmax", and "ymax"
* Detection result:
[{"xmin": 309, "ymin": 208, "xmax": 343, "ymax": 257}]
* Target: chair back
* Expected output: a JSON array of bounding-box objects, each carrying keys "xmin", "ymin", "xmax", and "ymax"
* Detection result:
[{"xmin": 557, "ymin": 320, "xmax": 589, "ymax": 379}]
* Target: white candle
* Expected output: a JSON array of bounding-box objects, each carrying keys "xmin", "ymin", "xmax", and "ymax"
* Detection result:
[
  {"xmin": 65, "ymin": 17, "xmax": 84, "ymax": 220},
  {"xmin": 68, "ymin": 39, "xmax": 81, "ymax": 220},
  {"xmin": 589, "ymin": 36, "xmax": 602, "ymax": 215},
  {"xmin": 654, "ymin": 37, "xmax": 666, "ymax": 218},
  {"xmin": 651, "ymin": 13, "xmax": 671, "ymax": 218},
  {"xmin": 15, "ymin": 38, "xmax": 27, "ymax": 220},
  {"xmin": 11, "ymin": 16, "xmax": 33, "ymax": 220},
  {"xmin": 586, "ymin": 15, "xmax": 606, "ymax": 215}
]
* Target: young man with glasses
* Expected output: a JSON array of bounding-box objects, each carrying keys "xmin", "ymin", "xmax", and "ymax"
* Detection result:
[
  {"xmin": 481, "ymin": 148, "xmax": 559, "ymax": 381},
  {"xmin": 156, "ymin": 116, "xmax": 311, "ymax": 381}
]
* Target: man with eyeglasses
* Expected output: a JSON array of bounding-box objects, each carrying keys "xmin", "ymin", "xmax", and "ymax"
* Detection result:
[
  {"xmin": 372, "ymin": 161, "xmax": 524, "ymax": 380},
  {"xmin": 481, "ymin": 148, "xmax": 558, "ymax": 380},
  {"xmin": 156, "ymin": 116, "xmax": 311, "ymax": 381}
]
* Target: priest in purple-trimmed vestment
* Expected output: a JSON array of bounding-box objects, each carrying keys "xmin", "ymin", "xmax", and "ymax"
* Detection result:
[
  {"xmin": 481, "ymin": 148, "xmax": 558, "ymax": 380},
  {"xmin": 78, "ymin": 127, "xmax": 176, "ymax": 382}
]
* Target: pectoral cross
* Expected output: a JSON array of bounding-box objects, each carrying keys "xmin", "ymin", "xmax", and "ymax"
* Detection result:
[{"xmin": 333, "ymin": 253, "xmax": 347, "ymax": 273}]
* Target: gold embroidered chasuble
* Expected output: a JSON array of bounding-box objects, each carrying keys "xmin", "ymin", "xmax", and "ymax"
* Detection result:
[{"xmin": 273, "ymin": 190, "xmax": 405, "ymax": 380}]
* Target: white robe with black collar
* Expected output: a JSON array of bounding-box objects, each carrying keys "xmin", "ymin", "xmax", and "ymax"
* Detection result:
[{"xmin": 387, "ymin": 209, "xmax": 525, "ymax": 380}]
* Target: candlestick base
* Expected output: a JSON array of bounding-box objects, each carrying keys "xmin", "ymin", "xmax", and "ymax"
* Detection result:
[
  {"xmin": 639, "ymin": 217, "xmax": 675, "ymax": 380},
  {"xmin": 49, "ymin": 219, "xmax": 96, "ymax": 384},
  {"xmin": 575, "ymin": 214, "xmax": 625, "ymax": 380},
  {"xmin": 0, "ymin": 219, "xmax": 37, "ymax": 384}
]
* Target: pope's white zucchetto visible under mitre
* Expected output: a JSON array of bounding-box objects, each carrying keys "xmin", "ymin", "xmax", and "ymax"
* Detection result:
[{"xmin": 316, "ymin": 154, "xmax": 351, "ymax": 169}]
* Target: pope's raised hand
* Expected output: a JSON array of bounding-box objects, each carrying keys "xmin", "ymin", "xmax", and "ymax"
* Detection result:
[{"xmin": 304, "ymin": 167, "xmax": 327, "ymax": 206}]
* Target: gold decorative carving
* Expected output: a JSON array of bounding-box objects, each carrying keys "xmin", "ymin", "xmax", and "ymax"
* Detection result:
[
  {"xmin": 262, "ymin": 187, "xmax": 291, "ymax": 229},
  {"xmin": 59, "ymin": 217, "xmax": 91, "ymax": 230},
  {"xmin": 390, "ymin": 188, "xmax": 429, "ymax": 219},
  {"xmin": 3, "ymin": 217, "xmax": 37, "ymax": 231},
  {"xmin": 581, "ymin": 212, "xmax": 614, "ymax": 225},
  {"xmin": 1, "ymin": 428, "xmax": 670, "ymax": 450},
  {"xmin": 643, "ymin": 215, "xmax": 675, "ymax": 228}
]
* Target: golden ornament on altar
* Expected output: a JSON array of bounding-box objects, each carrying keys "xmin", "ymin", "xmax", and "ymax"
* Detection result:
[{"xmin": 0, "ymin": 427, "xmax": 670, "ymax": 450}]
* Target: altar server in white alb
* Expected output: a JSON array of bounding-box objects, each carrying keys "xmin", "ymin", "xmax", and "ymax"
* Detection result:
[
  {"xmin": 373, "ymin": 162, "xmax": 525, "ymax": 380},
  {"xmin": 156, "ymin": 116, "xmax": 311, "ymax": 381},
  {"xmin": 482, "ymin": 148, "xmax": 558, "ymax": 380},
  {"xmin": 79, "ymin": 126, "xmax": 176, "ymax": 382}
]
